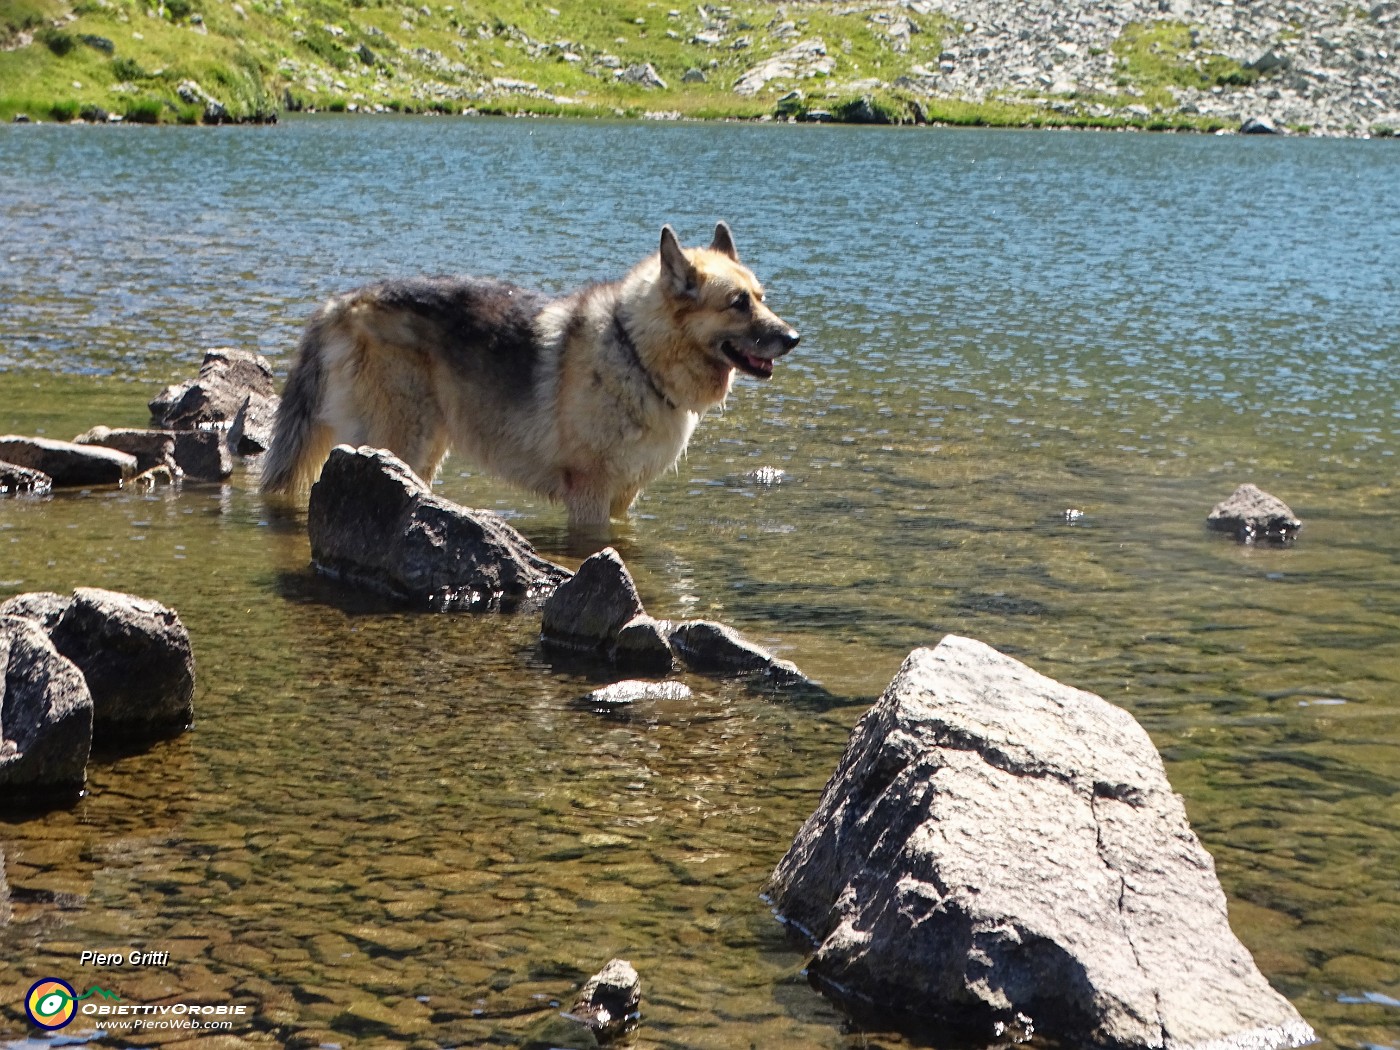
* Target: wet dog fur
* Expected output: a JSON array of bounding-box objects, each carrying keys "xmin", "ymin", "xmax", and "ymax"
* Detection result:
[{"xmin": 259, "ymin": 223, "xmax": 799, "ymax": 527}]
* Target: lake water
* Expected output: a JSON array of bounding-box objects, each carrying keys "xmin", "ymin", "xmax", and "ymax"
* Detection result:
[{"xmin": 0, "ymin": 118, "xmax": 1397, "ymax": 1049}]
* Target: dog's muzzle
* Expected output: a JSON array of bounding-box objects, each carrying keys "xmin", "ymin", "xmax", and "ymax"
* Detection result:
[{"xmin": 721, "ymin": 328, "xmax": 800, "ymax": 380}]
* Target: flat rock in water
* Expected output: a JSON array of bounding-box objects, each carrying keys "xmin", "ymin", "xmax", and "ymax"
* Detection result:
[
  {"xmin": 0, "ymin": 461, "xmax": 52, "ymax": 496},
  {"xmin": 1207, "ymin": 483, "xmax": 1301, "ymax": 543},
  {"xmin": 568, "ymin": 958, "xmax": 641, "ymax": 1043},
  {"xmin": 579, "ymin": 680, "xmax": 693, "ymax": 707},
  {"xmin": 0, "ymin": 436, "xmax": 137, "ymax": 488},
  {"xmin": 0, "ymin": 615, "xmax": 93, "ymax": 806},
  {"xmin": 172, "ymin": 430, "xmax": 233, "ymax": 480},
  {"xmin": 229, "ymin": 391, "xmax": 279, "ymax": 456},
  {"xmin": 308, "ymin": 445, "xmax": 570, "ymax": 609},
  {"xmin": 73, "ymin": 426, "xmax": 179, "ymax": 475},
  {"xmin": 669, "ymin": 619, "xmax": 811, "ymax": 688},
  {"xmin": 768, "ymin": 635, "xmax": 1316, "ymax": 1050},
  {"xmin": 2, "ymin": 589, "xmax": 195, "ymax": 741},
  {"xmin": 541, "ymin": 548, "xmax": 645, "ymax": 651},
  {"xmin": 150, "ymin": 347, "xmax": 276, "ymax": 429}
]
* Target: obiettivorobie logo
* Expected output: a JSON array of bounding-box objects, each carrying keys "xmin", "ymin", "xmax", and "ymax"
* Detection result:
[{"xmin": 24, "ymin": 979, "xmax": 121, "ymax": 1030}]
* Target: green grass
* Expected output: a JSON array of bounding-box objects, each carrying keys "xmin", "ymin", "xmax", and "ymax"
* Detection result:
[
  {"xmin": 0, "ymin": 0, "xmax": 1273, "ymax": 128},
  {"xmin": 1112, "ymin": 19, "xmax": 1258, "ymax": 104}
]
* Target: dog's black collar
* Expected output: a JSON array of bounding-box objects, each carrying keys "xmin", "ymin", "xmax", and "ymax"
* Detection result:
[{"xmin": 613, "ymin": 312, "xmax": 678, "ymax": 411}]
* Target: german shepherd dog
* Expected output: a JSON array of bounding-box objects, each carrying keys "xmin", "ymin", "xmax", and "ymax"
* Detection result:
[{"xmin": 260, "ymin": 223, "xmax": 799, "ymax": 528}]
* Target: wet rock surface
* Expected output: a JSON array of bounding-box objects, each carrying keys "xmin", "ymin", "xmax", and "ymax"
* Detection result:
[
  {"xmin": 768, "ymin": 635, "xmax": 1316, "ymax": 1050},
  {"xmin": 669, "ymin": 620, "xmax": 811, "ymax": 688},
  {"xmin": 611, "ymin": 614, "xmax": 675, "ymax": 673},
  {"xmin": 568, "ymin": 958, "xmax": 641, "ymax": 1043},
  {"xmin": 0, "ymin": 615, "xmax": 94, "ymax": 805},
  {"xmin": 541, "ymin": 548, "xmax": 644, "ymax": 652},
  {"xmin": 229, "ymin": 391, "xmax": 280, "ymax": 456},
  {"xmin": 2, "ymin": 588, "xmax": 196, "ymax": 742},
  {"xmin": 150, "ymin": 347, "xmax": 276, "ymax": 429},
  {"xmin": 1207, "ymin": 483, "xmax": 1302, "ymax": 543},
  {"xmin": 308, "ymin": 445, "xmax": 570, "ymax": 609},
  {"xmin": 0, "ymin": 435, "xmax": 137, "ymax": 488},
  {"xmin": 172, "ymin": 429, "xmax": 233, "ymax": 481},
  {"xmin": 73, "ymin": 426, "xmax": 180, "ymax": 476},
  {"xmin": 0, "ymin": 460, "xmax": 52, "ymax": 496}
]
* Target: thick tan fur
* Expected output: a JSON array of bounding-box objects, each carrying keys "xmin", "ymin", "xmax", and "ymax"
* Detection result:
[{"xmin": 260, "ymin": 224, "xmax": 799, "ymax": 529}]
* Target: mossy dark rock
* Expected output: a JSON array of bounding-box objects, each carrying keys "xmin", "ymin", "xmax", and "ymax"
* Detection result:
[{"xmin": 668, "ymin": 619, "xmax": 811, "ymax": 688}]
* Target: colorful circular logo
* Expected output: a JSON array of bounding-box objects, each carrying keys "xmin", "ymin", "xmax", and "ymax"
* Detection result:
[{"xmin": 25, "ymin": 978, "xmax": 77, "ymax": 1030}]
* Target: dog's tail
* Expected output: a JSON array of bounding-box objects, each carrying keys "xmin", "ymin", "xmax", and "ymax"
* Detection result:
[{"xmin": 260, "ymin": 311, "xmax": 338, "ymax": 495}]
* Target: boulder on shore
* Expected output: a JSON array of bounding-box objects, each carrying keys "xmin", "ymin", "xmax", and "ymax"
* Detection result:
[
  {"xmin": 1, "ymin": 589, "xmax": 195, "ymax": 742},
  {"xmin": 0, "ymin": 436, "xmax": 137, "ymax": 488},
  {"xmin": 149, "ymin": 348, "xmax": 276, "ymax": 430},
  {"xmin": 768, "ymin": 635, "xmax": 1316, "ymax": 1050},
  {"xmin": 308, "ymin": 445, "xmax": 570, "ymax": 609},
  {"xmin": 0, "ymin": 461, "xmax": 52, "ymax": 496},
  {"xmin": 1207, "ymin": 483, "xmax": 1301, "ymax": 544},
  {"xmin": 0, "ymin": 615, "xmax": 94, "ymax": 806}
]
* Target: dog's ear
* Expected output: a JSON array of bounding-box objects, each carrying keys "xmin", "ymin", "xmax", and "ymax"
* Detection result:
[
  {"xmin": 709, "ymin": 221, "xmax": 739, "ymax": 261},
  {"xmin": 659, "ymin": 225, "xmax": 698, "ymax": 299}
]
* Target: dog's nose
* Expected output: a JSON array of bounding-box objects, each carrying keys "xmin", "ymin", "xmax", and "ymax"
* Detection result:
[{"xmin": 780, "ymin": 329, "xmax": 800, "ymax": 352}]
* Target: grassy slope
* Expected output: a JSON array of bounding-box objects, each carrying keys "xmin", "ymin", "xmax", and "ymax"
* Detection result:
[{"xmin": 0, "ymin": 0, "xmax": 1245, "ymax": 127}]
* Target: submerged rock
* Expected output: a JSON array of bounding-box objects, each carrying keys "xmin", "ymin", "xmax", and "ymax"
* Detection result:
[
  {"xmin": 0, "ymin": 461, "xmax": 52, "ymax": 496},
  {"xmin": 578, "ymin": 679, "xmax": 693, "ymax": 708},
  {"xmin": 0, "ymin": 436, "xmax": 137, "ymax": 488},
  {"xmin": 0, "ymin": 615, "xmax": 93, "ymax": 806},
  {"xmin": 541, "ymin": 548, "xmax": 644, "ymax": 652},
  {"xmin": 568, "ymin": 958, "xmax": 641, "ymax": 1043},
  {"xmin": 1207, "ymin": 483, "xmax": 1301, "ymax": 543},
  {"xmin": 150, "ymin": 347, "xmax": 276, "ymax": 429},
  {"xmin": 308, "ymin": 445, "xmax": 570, "ymax": 609},
  {"xmin": 2, "ymin": 589, "xmax": 195, "ymax": 742},
  {"xmin": 669, "ymin": 619, "xmax": 810, "ymax": 688},
  {"xmin": 73, "ymin": 426, "xmax": 179, "ymax": 476},
  {"xmin": 768, "ymin": 635, "xmax": 1316, "ymax": 1050},
  {"xmin": 229, "ymin": 391, "xmax": 279, "ymax": 456}
]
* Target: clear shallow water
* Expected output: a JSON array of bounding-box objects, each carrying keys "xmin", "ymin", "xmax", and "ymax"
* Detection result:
[{"xmin": 0, "ymin": 118, "xmax": 1397, "ymax": 1049}]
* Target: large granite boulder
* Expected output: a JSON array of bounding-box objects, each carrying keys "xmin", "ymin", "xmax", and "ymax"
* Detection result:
[
  {"xmin": 149, "ymin": 348, "xmax": 276, "ymax": 429},
  {"xmin": 1, "ymin": 589, "xmax": 195, "ymax": 742},
  {"xmin": 768, "ymin": 635, "xmax": 1316, "ymax": 1050},
  {"xmin": 73, "ymin": 426, "xmax": 179, "ymax": 476},
  {"xmin": 1207, "ymin": 484, "xmax": 1301, "ymax": 544},
  {"xmin": 540, "ymin": 548, "xmax": 644, "ymax": 653},
  {"xmin": 0, "ymin": 436, "xmax": 137, "ymax": 488},
  {"xmin": 0, "ymin": 615, "xmax": 94, "ymax": 805},
  {"xmin": 0, "ymin": 461, "xmax": 52, "ymax": 496},
  {"xmin": 308, "ymin": 445, "xmax": 570, "ymax": 609}
]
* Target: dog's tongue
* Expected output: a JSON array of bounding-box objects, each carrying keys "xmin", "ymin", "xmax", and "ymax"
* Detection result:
[{"xmin": 743, "ymin": 353, "xmax": 773, "ymax": 378}]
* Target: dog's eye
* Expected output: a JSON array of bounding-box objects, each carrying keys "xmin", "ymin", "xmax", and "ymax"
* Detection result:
[{"xmin": 729, "ymin": 291, "xmax": 751, "ymax": 311}]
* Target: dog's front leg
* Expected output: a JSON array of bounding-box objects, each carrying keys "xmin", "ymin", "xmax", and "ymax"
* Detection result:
[{"xmin": 562, "ymin": 472, "xmax": 613, "ymax": 529}]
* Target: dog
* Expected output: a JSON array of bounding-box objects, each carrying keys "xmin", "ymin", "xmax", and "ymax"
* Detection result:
[{"xmin": 259, "ymin": 223, "xmax": 799, "ymax": 527}]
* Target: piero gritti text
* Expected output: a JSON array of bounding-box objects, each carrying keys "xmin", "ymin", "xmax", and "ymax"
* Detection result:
[{"xmin": 80, "ymin": 950, "xmax": 171, "ymax": 967}]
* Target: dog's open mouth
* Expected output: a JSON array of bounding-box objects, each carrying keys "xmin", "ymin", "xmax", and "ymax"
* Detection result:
[{"xmin": 721, "ymin": 341, "xmax": 774, "ymax": 380}]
